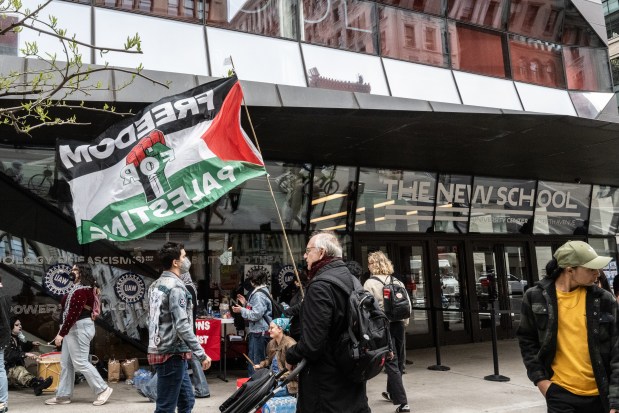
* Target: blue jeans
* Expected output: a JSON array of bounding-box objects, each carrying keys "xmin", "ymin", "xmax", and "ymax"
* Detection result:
[
  {"xmin": 189, "ymin": 353, "xmax": 209, "ymax": 397},
  {"xmin": 247, "ymin": 333, "xmax": 268, "ymax": 376},
  {"xmin": 0, "ymin": 350, "xmax": 7, "ymax": 406},
  {"xmin": 154, "ymin": 356, "xmax": 194, "ymax": 413}
]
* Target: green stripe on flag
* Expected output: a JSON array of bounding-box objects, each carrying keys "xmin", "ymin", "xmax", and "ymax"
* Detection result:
[{"xmin": 76, "ymin": 158, "xmax": 265, "ymax": 244}]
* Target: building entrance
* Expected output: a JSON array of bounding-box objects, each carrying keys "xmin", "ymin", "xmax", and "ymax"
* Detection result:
[{"xmin": 355, "ymin": 237, "xmax": 538, "ymax": 348}]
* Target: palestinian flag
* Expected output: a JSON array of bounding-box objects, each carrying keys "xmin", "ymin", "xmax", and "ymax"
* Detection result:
[{"xmin": 57, "ymin": 76, "xmax": 266, "ymax": 244}]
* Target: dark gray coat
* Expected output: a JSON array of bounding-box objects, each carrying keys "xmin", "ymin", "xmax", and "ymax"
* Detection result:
[
  {"xmin": 286, "ymin": 260, "xmax": 370, "ymax": 413},
  {"xmin": 517, "ymin": 277, "xmax": 619, "ymax": 411}
]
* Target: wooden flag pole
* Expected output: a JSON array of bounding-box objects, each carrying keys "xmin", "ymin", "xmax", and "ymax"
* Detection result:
[{"xmin": 228, "ymin": 56, "xmax": 304, "ymax": 299}]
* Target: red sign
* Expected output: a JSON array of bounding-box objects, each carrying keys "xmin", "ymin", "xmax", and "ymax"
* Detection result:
[{"xmin": 195, "ymin": 318, "xmax": 221, "ymax": 361}]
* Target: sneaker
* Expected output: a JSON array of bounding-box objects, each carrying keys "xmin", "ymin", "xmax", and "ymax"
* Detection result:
[
  {"xmin": 0, "ymin": 402, "xmax": 7, "ymax": 413},
  {"xmin": 93, "ymin": 387, "xmax": 113, "ymax": 406},
  {"xmin": 33, "ymin": 377, "xmax": 53, "ymax": 396},
  {"xmin": 45, "ymin": 397, "xmax": 71, "ymax": 405},
  {"xmin": 382, "ymin": 392, "xmax": 392, "ymax": 402},
  {"xmin": 396, "ymin": 404, "xmax": 410, "ymax": 413},
  {"xmin": 136, "ymin": 388, "xmax": 147, "ymax": 398},
  {"xmin": 194, "ymin": 393, "xmax": 210, "ymax": 398}
]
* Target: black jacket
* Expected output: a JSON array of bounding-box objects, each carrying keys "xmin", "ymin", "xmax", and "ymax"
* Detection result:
[
  {"xmin": 5, "ymin": 333, "xmax": 34, "ymax": 369},
  {"xmin": 286, "ymin": 260, "xmax": 370, "ymax": 413},
  {"xmin": 517, "ymin": 277, "xmax": 619, "ymax": 411},
  {"xmin": 283, "ymin": 287, "xmax": 304, "ymax": 342},
  {"xmin": 0, "ymin": 295, "xmax": 10, "ymax": 351}
]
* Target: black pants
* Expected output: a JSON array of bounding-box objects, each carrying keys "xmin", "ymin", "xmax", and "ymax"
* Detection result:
[
  {"xmin": 546, "ymin": 383, "xmax": 604, "ymax": 413},
  {"xmin": 386, "ymin": 321, "xmax": 407, "ymax": 405}
]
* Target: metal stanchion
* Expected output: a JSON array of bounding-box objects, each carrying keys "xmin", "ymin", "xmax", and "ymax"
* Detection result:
[
  {"xmin": 427, "ymin": 290, "xmax": 450, "ymax": 371},
  {"xmin": 484, "ymin": 299, "xmax": 510, "ymax": 382}
]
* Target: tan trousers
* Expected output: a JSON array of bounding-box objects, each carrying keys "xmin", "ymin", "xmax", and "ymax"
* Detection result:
[{"xmin": 7, "ymin": 366, "xmax": 34, "ymax": 387}]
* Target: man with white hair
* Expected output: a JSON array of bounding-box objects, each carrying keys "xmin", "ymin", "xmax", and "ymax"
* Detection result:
[{"xmin": 286, "ymin": 231, "xmax": 370, "ymax": 413}]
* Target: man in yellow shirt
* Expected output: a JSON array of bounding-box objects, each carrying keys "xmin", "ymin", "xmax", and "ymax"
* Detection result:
[{"xmin": 518, "ymin": 240, "xmax": 619, "ymax": 413}]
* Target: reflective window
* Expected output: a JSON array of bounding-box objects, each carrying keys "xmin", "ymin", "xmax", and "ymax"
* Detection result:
[
  {"xmin": 563, "ymin": 47, "xmax": 612, "ymax": 92},
  {"xmin": 453, "ymin": 71, "xmax": 522, "ymax": 110},
  {"xmin": 515, "ymin": 82, "xmax": 576, "ymax": 115},
  {"xmin": 356, "ymin": 168, "xmax": 436, "ymax": 233},
  {"xmin": 570, "ymin": 91, "xmax": 616, "ymax": 119},
  {"xmin": 16, "ymin": 1, "xmax": 92, "ymax": 63},
  {"xmin": 383, "ymin": 58, "xmax": 461, "ymax": 102},
  {"xmin": 378, "ymin": 6, "xmax": 448, "ymax": 67},
  {"xmin": 94, "ymin": 9, "xmax": 208, "ymax": 76},
  {"xmin": 207, "ymin": 232, "xmax": 306, "ymax": 303},
  {"xmin": 562, "ymin": 3, "xmax": 604, "ymax": 47},
  {"xmin": 449, "ymin": 23, "xmax": 507, "ymax": 78},
  {"xmin": 588, "ymin": 238, "xmax": 617, "ymax": 284},
  {"xmin": 302, "ymin": 44, "xmax": 389, "ymax": 95},
  {"xmin": 508, "ymin": 0, "xmax": 564, "ymax": 43},
  {"xmin": 589, "ymin": 185, "xmax": 619, "ymax": 235},
  {"xmin": 533, "ymin": 181, "xmax": 591, "ymax": 235},
  {"xmin": 434, "ymin": 174, "xmax": 471, "ymax": 233},
  {"xmin": 376, "ymin": 0, "xmax": 444, "ymax": 16},
  {"xmin": 309, "ymin": 165, "xmax": 357, "ymax": 232},
  {"xmin": 96, "ymin": 0, "xmax": 202, "ymax": 21},
  {"xmin": 301, "ymin": 0, "xmax": 377, "ymax": 54},
  {"xmin": 509, "ymin": 35, "xmax": 565, "ymax": 88},
  {"xmin": 204, "ymin": 0, "xmax": 297, "ymax": 39},
  {"xmin": 208, "ymin": 27, "xmax": 306, "ymax": 85},
  {"xmin": 469, "ymin": 177, "xmax": 536, "ymax": 234},
  {"xmin": 208, "ymin": 161, "xmax": 310, "ymax": 232},
  {"xmin": 447, "ymin": 0, "xmax": 507, "ymax": 30}
]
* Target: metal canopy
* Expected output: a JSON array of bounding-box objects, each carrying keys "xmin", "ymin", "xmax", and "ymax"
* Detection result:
[
  {"xmin": 247, "ymin": 106, "xmax": 619, "ymax": 187},
  {"xmin": 3, "ymin": 100, "xmax": 619, "ymax": 187}
]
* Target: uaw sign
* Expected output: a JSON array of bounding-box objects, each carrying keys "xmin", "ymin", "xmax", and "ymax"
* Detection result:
[
  {"xmin": 195, "ymin": 318, "xmax": 221, "ymax": 361},
  {"xmin": 114, "ymin": 272, "xmax": 146, "ymax": 304},
  {"xmin": 43, "ymin": 264, "xmax": 73, "ymax": 298}
]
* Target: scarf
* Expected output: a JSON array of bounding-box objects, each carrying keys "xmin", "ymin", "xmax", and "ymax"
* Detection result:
[{"xmin": 308, "ymin": 256, "xmax": 340, "ymax": 280}]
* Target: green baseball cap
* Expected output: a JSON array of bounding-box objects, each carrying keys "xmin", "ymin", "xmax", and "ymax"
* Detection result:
[{"xmin": 553, "ymin": 241, "xmax": 611, "ymax": 269}]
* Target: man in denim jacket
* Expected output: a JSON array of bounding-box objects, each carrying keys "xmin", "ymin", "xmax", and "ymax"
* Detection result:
[
  {"xmin": 517, "ymin": 241, "xmax": 619, "ymax": 413},
  {"xmin": 232, "ymin": 270, "xmax": 272, "ymax": 375},
  {"xmin": 148, "ymin": 242, "xmax": 211, "ymax": 413}
]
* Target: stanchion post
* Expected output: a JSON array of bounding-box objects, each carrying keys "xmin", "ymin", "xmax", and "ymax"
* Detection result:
[
  {"xmin": 427, "ymin": 275, "xmax": 450, "ymax": 371},
  {"xmin": 484, "ymin": 297, "xmax": 509, "ymax": 382}
]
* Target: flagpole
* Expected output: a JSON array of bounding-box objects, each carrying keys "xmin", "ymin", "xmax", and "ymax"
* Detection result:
[{"xmin": 228, "ymin": 57, "xmax": 304, "ymax": 299}]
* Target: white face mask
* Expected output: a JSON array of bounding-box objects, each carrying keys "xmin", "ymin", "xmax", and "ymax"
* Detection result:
[{"xmin": 180, "ymin": 257, "xmax": 191, "ymax": 273}]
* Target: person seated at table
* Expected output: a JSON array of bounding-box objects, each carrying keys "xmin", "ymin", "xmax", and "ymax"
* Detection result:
[
  {"xmin": 4, "ymin": 318, "xmax": 53, "ymax": 396},
  {"xmin": 253, "ymin": 318, "xmax": 297, "ymax": 397}
]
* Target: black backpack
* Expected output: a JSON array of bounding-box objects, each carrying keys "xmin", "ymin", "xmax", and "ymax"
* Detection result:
[
  {"xmin": 254, "ymin": 288, "xmax": 285, "ymax": 323},
  {"xmin": 370, "ymin": 276, "xmax": 412, "ymax": 322},
  {"xmin": 320, "ymin": 273, "xmax": 392, "ymax": 383}
]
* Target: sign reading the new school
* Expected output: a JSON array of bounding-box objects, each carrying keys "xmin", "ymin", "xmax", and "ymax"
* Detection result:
[{"xmin": 57, "ymin": 76, "xmax": 266, "ymax": 244}]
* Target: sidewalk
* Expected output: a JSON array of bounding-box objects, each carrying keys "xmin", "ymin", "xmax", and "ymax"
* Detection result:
[{"xmin": 8, "ymin": 339, "xmax": 546, "ymax": 413}]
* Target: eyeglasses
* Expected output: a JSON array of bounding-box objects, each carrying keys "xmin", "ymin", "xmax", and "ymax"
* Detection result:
[{"xmin": 305, "ymin": 247, "xmax": 320, "ymax": 254}]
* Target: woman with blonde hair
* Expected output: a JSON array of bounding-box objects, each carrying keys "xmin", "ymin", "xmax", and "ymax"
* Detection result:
[{"xmin": 364, "ymin": 251, "xmax": 410, "ymax": 413}]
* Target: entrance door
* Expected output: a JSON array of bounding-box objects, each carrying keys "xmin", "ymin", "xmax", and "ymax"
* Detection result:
[
  {"xmin": 357, "ymin": 239, "xmax": 468, "ymax": 347},
  {"xmin": 471, "ymin": 243, "xmax": 529, "ymax": 339}
]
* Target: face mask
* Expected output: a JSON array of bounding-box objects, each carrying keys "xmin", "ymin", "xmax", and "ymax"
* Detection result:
[
  {"xmin": 17, "ymin": 332, "xmax": 26, "ymax": 342},
  {"xmin": 180, "ymin": 257, "xmax": 191, "ymax": 273}
]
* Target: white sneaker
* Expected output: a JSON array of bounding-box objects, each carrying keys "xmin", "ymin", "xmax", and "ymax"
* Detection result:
[
  {"xmin": 93, "ymin": 387, "xmax": 113, "ymax": 406},
  {"xmin": 0, "ymin": 401, "xmax": 7, "ymax": 412},
  {"xmin": 45, "ymin": 397, "xmax": 71, "ymax": 405}
]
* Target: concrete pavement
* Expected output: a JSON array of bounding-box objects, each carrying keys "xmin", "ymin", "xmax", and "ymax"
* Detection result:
[{"xmin": 8, "ymin": 339, "xmax": 546, "ymax": 413}]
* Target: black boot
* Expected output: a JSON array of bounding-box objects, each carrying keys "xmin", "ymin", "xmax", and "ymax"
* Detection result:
[{"xmin": 33, "ymin": 377, "xmax": 53, "ymax": 396}]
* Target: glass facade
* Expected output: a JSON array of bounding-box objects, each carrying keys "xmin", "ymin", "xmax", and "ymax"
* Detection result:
[{"xmin": 12, "ymin": 0, "xmax": 609, "ymax": 95}]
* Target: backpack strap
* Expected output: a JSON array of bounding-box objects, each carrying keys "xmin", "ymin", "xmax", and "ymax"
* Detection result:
[
  {"xmin": 316, "ymin": 273, "xmax": 364, "ymax": 359},
  {"xmin": 253, "ymin": 288, "xmax": 274, "ymax": 324},
  {"xmin": 369, "ymin": 276, "xmax": 386, "ymax": 286}
]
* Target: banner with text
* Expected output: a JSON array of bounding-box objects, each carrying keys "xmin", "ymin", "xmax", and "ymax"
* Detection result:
[{"xmin": 57, "ymin": 76, "xmax": 266, "ymax": 244}]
